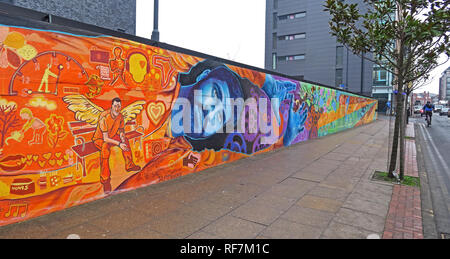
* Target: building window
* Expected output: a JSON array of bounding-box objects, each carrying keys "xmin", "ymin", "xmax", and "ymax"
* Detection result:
[
  {"xmin": 336, "ymin": 68, "xmax": 343, "ymax": 87},
  {"xmin": 279, "ymin": 12, "xmax": 306, "ymax": 22},
  {"xmin": 273, "ymin": 0, "xmax": 278, "ymax": 9},
  {"xmin": 336, "ymin": 46, "xmax": 343, "ymax": 68},
  {"xmin": 293, "ymin": 54, "xmax": 305, "ymax": 60},
  {"xmin": 277, "ymin": 54, "xmax": 305, "ymax": 61},
  {"xmin": 273, "ymin": 33, "xmax": 277, "ymax": 49},
  {"xmin": 373, "ymin": 66, "xmax": 388, "ymax": 86},
  {"xmin": 272, "ymin": 53, "xmax": 277, "ymax": 70},
  {"xmin": 273, "ymin": 13, "xmax": 277, "ymax": 29},
  {"xmin": 278, "ymin": 33, "xmax": 305, "ymax": 41},
  {"xmin": 295, "ymin": 12, "xmax": 306, "ymax": 18}
]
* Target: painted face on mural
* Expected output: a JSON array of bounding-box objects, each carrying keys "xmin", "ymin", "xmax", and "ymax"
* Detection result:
[
  {"xmin": 111, "ymin": 98, "xmax": 122, "ymax": 117},
  {"xmin": 194, "ymin": 77, "xmax": 231, "ymax": 137},
  {"xmin": 173, "ymin": 65, "xmax": 244, "ymax": 139}
]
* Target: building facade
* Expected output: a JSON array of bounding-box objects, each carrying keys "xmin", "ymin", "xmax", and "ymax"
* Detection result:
[
  {"xmin": 372, "ymin": 63, "xmax": 394, "ymax": 113},
  {"xmin": 439, "ymin": 66, "xmax": 450, "ymax": 102},
  {"xmin": 265, "ymin": 0, "xmax": 373, "ymax": 96},
  {"xmin": 0, "ymin": 0, "xmax": 136, "ymax": 35}
]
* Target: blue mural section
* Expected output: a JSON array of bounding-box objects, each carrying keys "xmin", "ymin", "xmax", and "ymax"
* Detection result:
[{"xmin": 171, "ymin": 60, "xmax": 378, "ymax": 154}]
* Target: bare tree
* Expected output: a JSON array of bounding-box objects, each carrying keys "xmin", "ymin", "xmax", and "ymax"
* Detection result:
[{"xmin": 0, "ymin": 105, "xmax": 21, "ymax": 148}]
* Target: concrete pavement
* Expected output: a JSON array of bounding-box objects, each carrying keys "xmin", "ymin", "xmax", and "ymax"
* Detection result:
[{"xmin": 0, "ymin": 115, "xmax": 423, "ymax": 239}]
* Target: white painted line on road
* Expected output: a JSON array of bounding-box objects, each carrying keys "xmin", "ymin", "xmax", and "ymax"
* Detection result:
[
  {"xmin": 419, "ymin": 124, "xmax": 450, "ymax": 198},
  {"xmin": 67, "ymin": 234, "xmax": 81, "ymax": 239},
  {"xmin": 367, "ymin": 234, "xmax": 381, "ymax": 239}
]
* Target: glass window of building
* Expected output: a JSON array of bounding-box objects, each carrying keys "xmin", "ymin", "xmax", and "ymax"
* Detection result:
[
  {"xmin": 336, "ymin": 68, "xmax": 343, "ymax": 87},
  {"xmin": 279, "ymin": 12, "xmax": 306, "ymax": 22},
  {"xmin": 294, "ymin": 33, "xmax": 306, "ymax": 39},
  {"xmin": 279, "ymin": 33, "xmax": 305, "ymax": 41},
  {"xmin": 273, "ymin": 33, "xmax": 277, "ymax": 49},
  {"xmin": 295, "ymin": 12, "xmax": 306, "ymax": 18},
  {"xmin": 273, "ymin": 13, "xmax": 277, "ymax": 29},
  {"xmin": 336, "ymin": 46, "xmax": 343, "ymax": 67},
  {"xmin": 277, "ymin": 54, "xmax": 305, "ymax": 61},
  {"xmin": 373, "ymin": 66, "xmax": 388, "ymax": 86},
  {"xmin": 272, "ymin": 53, "xmax": 277, "ymax": 70}
]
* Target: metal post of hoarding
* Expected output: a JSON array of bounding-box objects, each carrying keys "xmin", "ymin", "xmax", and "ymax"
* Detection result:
[{"xmin": 151, "ymin": 0, "xmax": 159, "ymax": 41}]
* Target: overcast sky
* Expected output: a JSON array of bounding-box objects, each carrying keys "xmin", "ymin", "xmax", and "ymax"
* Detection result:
[
  {"xmin": 136, "ymin": 0, "xmax": 448, "ymax": 95},
  {"xmin": 136, "ymin": 0, "xmax": 265, "ymax": 68}
]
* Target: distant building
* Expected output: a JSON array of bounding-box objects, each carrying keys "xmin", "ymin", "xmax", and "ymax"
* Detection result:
[
  {"xmin": 264, "ymin": 0, "xmax": 373, "ymax": 97},
  {"xmin": 372, "ymin": 62, "xmax": 394, "ymax": 113},
  {"xmin": 439, "ymin": 66, "xmax": 450, "ymax": 102},
  {"xmin": 0, "ymin": 0, "xmax": 136, "ymax": 35},
  {"xmin": 412, "ymin": 91, "xmax": 433, "ymax": 106}
]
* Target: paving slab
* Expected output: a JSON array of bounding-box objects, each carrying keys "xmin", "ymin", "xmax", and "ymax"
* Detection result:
[
  {"xmin": 201, "ymin": 215, "xmax": 266, "ymax": 239},
  {"xmin": 260, "ymin": 218, "xmax": 323, "ymax": 239},
  {"xmin": 280, "ymin": 206, "xmax": 335, "ymax": 228},
  {"xmin": 333, "ymin": 208, "xmax": 386, "ymax": 233},
  {"xmin": 321, "ymin": 221, "xmax": 374, "ymax": 239},
  {"xmin": 296, "ymin": 195, "xmax": 343, "ymax": 213}
]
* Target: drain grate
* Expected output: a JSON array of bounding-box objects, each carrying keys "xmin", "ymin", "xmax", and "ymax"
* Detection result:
[{"xmin": 441, "ymin": 233, "xmax": 450, "ymax": 239}]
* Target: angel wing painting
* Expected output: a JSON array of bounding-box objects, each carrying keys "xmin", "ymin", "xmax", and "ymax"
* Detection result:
[
  {"xmin": 62, "ymin": 94, "xmax": 145, "ymax": 125},
  {"xmin": 62, "ymin": 94, "xmax": 146, "ymax": 194}
]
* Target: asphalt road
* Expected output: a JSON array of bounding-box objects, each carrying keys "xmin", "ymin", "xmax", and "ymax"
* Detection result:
[{"xmin": 414, "ymin": 112, "xmax": 450, "ymax": 238}]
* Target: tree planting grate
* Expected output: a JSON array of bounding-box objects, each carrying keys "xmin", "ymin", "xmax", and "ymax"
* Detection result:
[{"xmin": 441, "ymin": 233, "xmax": 450, "ymax": 239}]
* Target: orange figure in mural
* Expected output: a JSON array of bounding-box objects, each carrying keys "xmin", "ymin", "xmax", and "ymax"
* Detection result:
[
  {"xmin": 92, "ymin": 98, "xmax": 141, "ymax": 193},
  {"xmin": 38, "ymin": 64, "xmax": 58, "ymax": 93},
  {"xmin": 109, "ymin": 47, "xmax": 126, "ymax": 86},
  {"xmin": 18, "ymin": 108, "xmax": 46, "ymax": 145}
]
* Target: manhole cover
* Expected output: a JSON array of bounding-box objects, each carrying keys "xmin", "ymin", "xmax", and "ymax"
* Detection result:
[{"xmin": 441, "ymin": 233, "xmax": 450, "ymax": 239}]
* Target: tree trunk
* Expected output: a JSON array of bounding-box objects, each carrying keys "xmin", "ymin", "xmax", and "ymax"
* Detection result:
[
  {"xmin": 399, "ymin": 94, "xmax": 406, "ymax": 180},
  {"xmin": 405, "ymin": 99, "xmax": 410, "ymax": 125},
  {"xmin": 388, "ymin": 91, "xmax": 403, "ymax": 177},
  {"xmin": 0, "ymin": 123, "xmax": 6, "ymax": 148}
]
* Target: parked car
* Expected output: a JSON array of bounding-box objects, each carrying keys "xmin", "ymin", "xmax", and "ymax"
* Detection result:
[
  {"xmin": 413, "ymin": 105, "xmax": 422, "ymax": 114},
  {"xmin": 439, "ymin": 107, "xmax": 449, "ymax": 116},
  {"xmin": 420, "ymin": 108, "xmax": 425, "ymax": 117},
  {"xmin": 434, "ymin": 104, "xmax": 443, "ymax": 113}
]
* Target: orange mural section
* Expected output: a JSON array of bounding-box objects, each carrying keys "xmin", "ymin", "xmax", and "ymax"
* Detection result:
[{"xmin": 0, "ymin": 25, "xmax": 377, "ymax": 226}]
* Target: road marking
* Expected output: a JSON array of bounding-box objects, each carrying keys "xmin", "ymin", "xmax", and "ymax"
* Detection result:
[
  {"xmin": 67, "ymin": 234, "xmax": 81, "ymax": 239},
  {"xmin": 419, "ymin": 124, "xmax": 450, "ymax": 198},
  {"xmin": 367, "ymin": 234, "xmax": 380, "ymax": 239}
]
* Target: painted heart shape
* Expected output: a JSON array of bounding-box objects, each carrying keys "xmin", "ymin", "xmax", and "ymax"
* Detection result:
[
  {"xmin": 57, "ymin": 159, "xmax": 63, "ymax": 166},
  {"xmin": 20, "ymin": 157, "xmax": 27, "ymax": 164},
  {"xmin": 38, "ymin": 160, "xmax": 46, "ymax": 167},
  {"xmin": 48, "ymin": 159, "xmax": 56, "ymax": 166},
  {"xmin": 26, "ymin": 160, "xmax": 33, "ymax": 166},
  {"xmin": 147, "ymin": 102, "xmax": 166, "ymax": 125},
  {"xmin": 55, "ymin": 152, "xmax": 62, "ymax": 158},
  {"xmin": 32, "ymin": 155, "xmax": 38, "ymax": 162},
  {"xmin": 43, "ymin": 153, "xmax": 51, "ymax": 160}
]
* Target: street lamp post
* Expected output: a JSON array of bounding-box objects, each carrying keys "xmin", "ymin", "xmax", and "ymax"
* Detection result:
[{"xmin": 151, "ymin": 0, "xmax": 159, "ymax": 41}]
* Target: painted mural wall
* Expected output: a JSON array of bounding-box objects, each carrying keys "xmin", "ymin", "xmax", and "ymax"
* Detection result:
[{"xmin": 0, "ymin": 24, "xmax": 377, "ymax": 226}]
